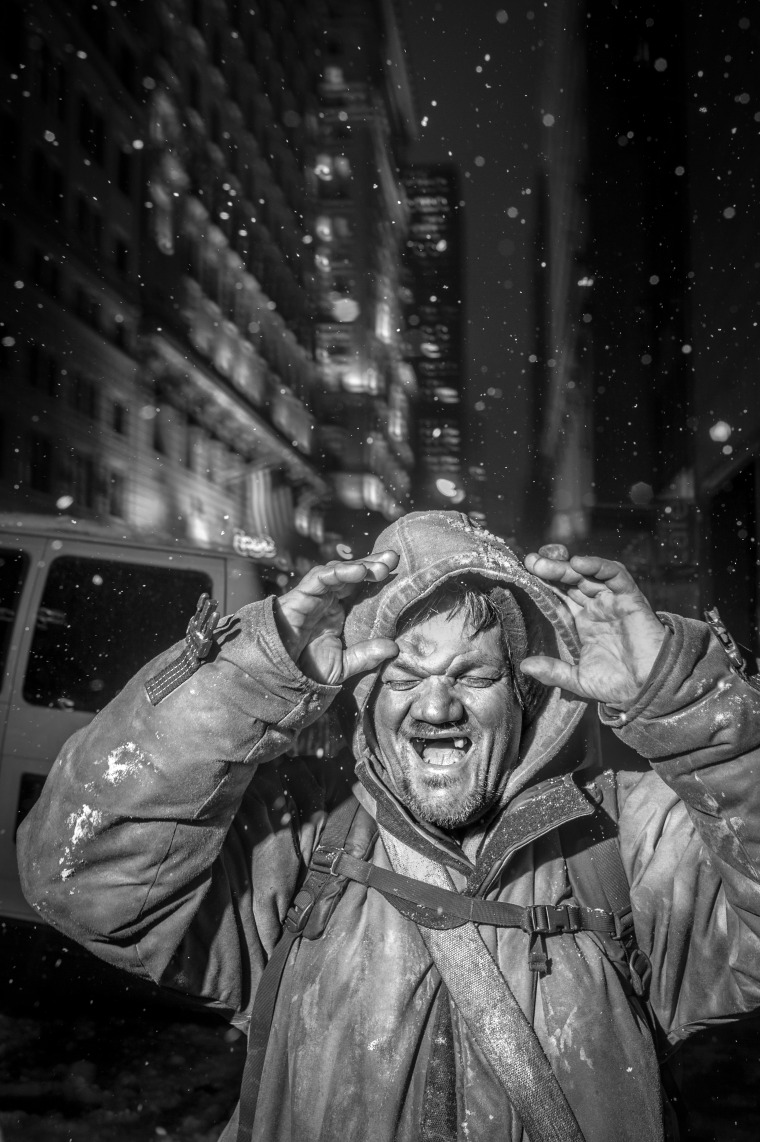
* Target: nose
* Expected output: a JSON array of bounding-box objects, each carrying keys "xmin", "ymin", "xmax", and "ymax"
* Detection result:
[{"xmin": 410, "ymin": 676, "xmax": 464, "ymax": 725}]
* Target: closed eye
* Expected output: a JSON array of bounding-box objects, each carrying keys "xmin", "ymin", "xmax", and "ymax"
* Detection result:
[{"xmin": 383, "ymin": 675, "xmax": 501, "ymax": 691}]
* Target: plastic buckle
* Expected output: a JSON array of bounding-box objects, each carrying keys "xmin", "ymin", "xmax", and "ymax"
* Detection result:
[
  {"xmin": 284, "ymin": 888, "xmax": 316, "ymax": 934},
  {"xmin": 524, "ymin": 904, "xmax": 577, "ymax": 935},
  {"xmin": 310, "ymin": 847, "xmax": 343, "ymax": 876},
  {"xmin": 613, "ymin": 907, "xmax": 635, "ymax": 941}
]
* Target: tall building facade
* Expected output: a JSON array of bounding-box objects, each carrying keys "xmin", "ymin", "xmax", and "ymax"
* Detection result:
[
  {"xmin": 401, "ymin": 164, "xmax": 467, "ymax": 512},
  {"xmin": 528, "ymin": 0, "xmax": 698, "ymax": 615},
  {"xmin": 0, "ymin": 0, "xmax": 418, "ymax": 570},
  {"xmin": 1, "ymin": 0, "xmax": 152, "ymax": 545},
  {"xmin": 684, "ymin": 0, "xmax": 760, "ymax": 652},
  {"xmin": 311, "ymin": 0, "xmax": 418, "ymax": 550}
]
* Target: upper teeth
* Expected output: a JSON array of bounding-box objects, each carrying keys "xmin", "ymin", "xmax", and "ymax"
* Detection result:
[{"xmin": 414, "ymin": 737, "xmax": 469, "ymax": 750}]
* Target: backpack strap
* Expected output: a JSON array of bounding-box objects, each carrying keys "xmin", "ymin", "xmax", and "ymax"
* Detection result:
[
  {"xmin": 565, "ymin": 769, "xmax": 684, "ymax": 1139},
  {"xmin": 313, "ymin": 844, "xmax": 628, "ymax": 939},
  {"xmin": 235, "ymin": 793, "xmax": 368, "ymax": 1142},
  {"xmin": 379, "ymin": 824, "xmax": 587, "ymax": 1142},
  {"xmin": 565, "ymin": 769, "xmax": 652, "ymax": 999}
]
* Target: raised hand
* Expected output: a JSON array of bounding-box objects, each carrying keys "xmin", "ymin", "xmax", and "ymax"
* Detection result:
[
  {"xmin": 520, "ymin": 545, "xmax": 667, "ymax": 709},
  {"xmin": 274, "ymin": 551, "xmax": 400, "ymax": 685}
]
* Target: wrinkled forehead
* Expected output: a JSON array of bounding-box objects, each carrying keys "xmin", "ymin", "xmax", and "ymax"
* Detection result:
[{"xmin": 388, "ymin": 608, "xmax": 507, "ymax": 670}]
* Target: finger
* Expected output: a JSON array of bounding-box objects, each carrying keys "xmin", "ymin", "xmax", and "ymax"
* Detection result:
[
  {"xmin": 537, "ymin": 544, "xmax": 570, "ymax": 561},
  {"xmin": 343, "ymin": 638, "xmax": 399, "ymax": 680},
  {"xmin": 365, "ymin": 549, "xmax": 401, "ymax": 570},
  {"xmin": 520, "ymin": 656, "xmax": 582, "ymax": 694},
  {"xmin": 293, "ymin": 556, "xmax": 392, "ymax": 602},
  {"xmin": 318, "ymin": 550, "xmax": 399, "ymax": 590},
  {"xmin": 567, "ymin": 556, "xmax": 637, "ymax": 595},
  {"xmin": 525, "ymin": 552, "xmax": 585, "ymax": 586},
  {"xmin": 566, "ymin": 581, "xmax": 607, "ymax": 604}
]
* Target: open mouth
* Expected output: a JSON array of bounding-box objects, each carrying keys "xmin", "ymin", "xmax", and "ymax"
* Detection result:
[{"xmin": 411, "ymin": 736, "xmax": 472, "ymax": 767}]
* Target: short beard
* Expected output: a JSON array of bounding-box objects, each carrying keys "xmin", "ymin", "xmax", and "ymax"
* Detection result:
[{"xmin": 395, "ymin": 769, "xmax": 497, "ymax": 830}]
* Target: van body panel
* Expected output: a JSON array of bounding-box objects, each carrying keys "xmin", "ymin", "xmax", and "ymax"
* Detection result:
[{"xmin": 0, "ymin": 517, "xmax": 269, "ymax": 921}]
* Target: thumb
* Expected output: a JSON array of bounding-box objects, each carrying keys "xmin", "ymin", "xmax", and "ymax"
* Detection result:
[
  {"xmin": 343, "ymin": 638, "xmax": 398, "ymax": 680},
  {"xmin": 520, "ymin": 655, "xmax": 579, "ymax": 693}
]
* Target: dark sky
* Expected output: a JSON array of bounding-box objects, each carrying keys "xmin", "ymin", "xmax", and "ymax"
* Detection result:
[{"xmin": 402, "ymin": 2, "xmax": 548, "ymax": 534}]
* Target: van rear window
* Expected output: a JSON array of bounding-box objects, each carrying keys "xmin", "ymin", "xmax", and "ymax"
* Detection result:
[
  {"xmin": 0, "ymin": 548, "xmax": 29, "ymax": 680},
  {"xmin": 23, "ymin": 556, "xmax": 213, "ymax": 713}
]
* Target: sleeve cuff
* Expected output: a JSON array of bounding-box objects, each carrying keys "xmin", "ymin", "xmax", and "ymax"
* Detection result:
[{"xmin": 217, "ymin": 595, "xmax": 341, "ymax": 728}]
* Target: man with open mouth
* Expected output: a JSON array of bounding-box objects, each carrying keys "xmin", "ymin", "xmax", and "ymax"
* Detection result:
[{"xmin": 18, "ymin": 510, "xmax": 760, "ymax": 1142}]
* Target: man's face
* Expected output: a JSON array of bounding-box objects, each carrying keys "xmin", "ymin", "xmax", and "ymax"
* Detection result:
[{"xmin": 372, "ymin": 608, "xmax": 522, "ymax": 829}]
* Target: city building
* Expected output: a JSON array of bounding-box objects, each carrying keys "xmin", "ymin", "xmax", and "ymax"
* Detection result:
[
  {"xmin": 401, "ymin": 163, "xmax": 467, "ymax": 513},
  {"xmin": 0, "ymin": 0, "xmax": 420, "ymax": 572},
  {"xmin": 312, "ymin": 0, "xmax": 418, "ymax": 551},
  {"xmin": 528, "ymin": 0, "xmax": 699, "ymax": 616},
  {"xmin": 684, "ymin": 2, "xmax": 760, "ymax": 653},
  {"xmin": 142, "ymin": 0, "xmax": 331, "ymax": 573},
  {"xmin": 1, "ymin": 0, "xmax": 151, "ymax": 545}
]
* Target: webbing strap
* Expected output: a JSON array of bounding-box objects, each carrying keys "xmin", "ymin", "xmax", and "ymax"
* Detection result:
[
  {"xmin": 235, "ymin": 795, "xmax": 361, "ymax": 1142},
  {"xmin": 381, "ymin": 825, "xmax": 587, "ymax": 1142},
  {"xmin": 235, "ymin": 925, "xmax": 299, "ymax": 1142},
  {"xmin": 315, "ymin": 846, "xmax": 623, "ymax": 936}
]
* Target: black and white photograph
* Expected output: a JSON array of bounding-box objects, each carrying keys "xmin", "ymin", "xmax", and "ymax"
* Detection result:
[{"xmin": 1, "ymin": 1, "xmax": 760, "ymax": 1139}]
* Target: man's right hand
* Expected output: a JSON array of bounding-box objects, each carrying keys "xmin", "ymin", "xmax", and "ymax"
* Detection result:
[{"xmin": 273, "ymin": 551, "xmax": 400, "ymax": 685}]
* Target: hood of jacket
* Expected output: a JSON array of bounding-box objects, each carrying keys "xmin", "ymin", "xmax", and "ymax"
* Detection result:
[{"xmin": 342, "ymin": 512, "xmax": 588, "ymax": 841}]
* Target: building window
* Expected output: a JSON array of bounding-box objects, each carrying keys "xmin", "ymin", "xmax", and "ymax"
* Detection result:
[
  {"xmin": 113, "ymin": 318, "xmax": 129, "ymax": 351},
  {"xmin": 31, "ymin": 248, "xmax": 60, "ymax": 298},
  {"xmin": 117, "ymin": 149, "xmax": 133, "ymax": 196},
  {"xmin": 76, "ymin": 194, "xmax": 103, "ymax": 253},
  {"xmin": 28, "ymin": 433, "xmax": 53, "ymax": 493},
  {"xmin": 0, "ymin": 336, "xmax": 17, "ymax": 375},
  {"xmin": 0, "ymin": 219, "xmax": 16, "ymax": 265},
  {"xmin": 69, "ymin": 373, "xmax": 98, "ymax": 420},
  {"xmin": 70, "ymin": 450, "xmax": 97, "ymax": 509},
  {"xmin": 31, "ymin": 149, "xmax": 64, "ymax": 220},
  {"xmin": 106, "ymin": 469, "xmax": 126, "ymax": 518},
  {"xmin": 28, "ymin": 343, "xmax": 59, "ymax": 397},
  {"xmin": 78, "ymin": 96, "xmax": 106, "ymax": 164},
  {"xmin": 189, "ymin": 69, "xmax": 202, "ymax": 112},
  {"xmin": 114, "ymin": 236, "xmax": 130, "ymax": 276},
  {"xmin": 38, "ymin": 44, "xmax": 68, "ymax": 118},
  {"xmin": 81, "ymin": 1, "xmax": 108, "ymax": 51},
  {"xmin": 210, "ymin": 106, "xmax": 222, "ymax": 145},
  {"xmin": 117, "ymin": 44, "xmax": 137, "ymax": 95},
  {"xmin": 153, "ymin": 407, "xmax": 170, "ymax": 457},
  {"xmin": 211, "ymin": 29, "xmax": 224, "ymax": 69},
  {"xmin": 111, "ymin": 400, "xmax": 128, "ymax": 436},
  {"xmin": 73, "ymin": 287, "xmax": 101, "ymax": 328}
]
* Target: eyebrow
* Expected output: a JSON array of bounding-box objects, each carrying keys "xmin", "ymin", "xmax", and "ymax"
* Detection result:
[{"xmin": 385, "ymin": 655, "xmax": 504, "ymax": 677}]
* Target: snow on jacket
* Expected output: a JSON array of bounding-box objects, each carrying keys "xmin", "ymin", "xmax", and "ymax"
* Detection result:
[{"xmin": 17, "ymin": 511, "xmax": 760, "ymax": 1142}]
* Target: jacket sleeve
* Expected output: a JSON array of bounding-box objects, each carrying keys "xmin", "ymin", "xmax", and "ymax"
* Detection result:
[
  {"xmin": 17, "ymin": 595, "xmax": 339, "ymax": 1022},
  {"xmin": 603, "ymin": 613, "xmax": 760, "ymax": 1044}
]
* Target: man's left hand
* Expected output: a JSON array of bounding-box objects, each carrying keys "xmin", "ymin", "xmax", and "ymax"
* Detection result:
[{"xmin": 520, "ymin": 545, "xmax": 667, "ymax": 709}]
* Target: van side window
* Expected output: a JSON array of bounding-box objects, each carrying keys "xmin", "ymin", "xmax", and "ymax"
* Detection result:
[
  {"xmin": 23, "ymin": 557, "xmax": 213, "ymax": 713},
  {"xmin": 0, "ymin": 548, "xmax": 29, "ymax": 680}
]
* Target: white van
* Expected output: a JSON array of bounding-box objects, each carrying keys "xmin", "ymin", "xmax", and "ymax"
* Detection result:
[{"xmin": 0, "ymin": 514, "xmax": 277, "ymax": 922}]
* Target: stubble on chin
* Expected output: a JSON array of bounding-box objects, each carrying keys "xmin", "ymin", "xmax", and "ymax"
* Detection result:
[{"xmin": 396, "ymin": 769, "xmax": 495, "ymax": 830}]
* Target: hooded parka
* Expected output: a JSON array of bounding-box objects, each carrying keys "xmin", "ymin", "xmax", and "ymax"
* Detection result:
[{"xmin": 17, "ymin": 512, "xmax": 760, "ymax": 1142}]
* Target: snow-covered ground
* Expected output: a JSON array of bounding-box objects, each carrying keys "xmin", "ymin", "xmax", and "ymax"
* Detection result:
[
  {"xmin": 0, "ymin": 1008, "xmax": 245, "ymax": 1142},
  {"xmin": 0, "ymin": 923, "xmax": 245, "ymax": 1142},
  {"xmin": 0, "ymin": 922, "xmax": 759, "ymax": 1140}
]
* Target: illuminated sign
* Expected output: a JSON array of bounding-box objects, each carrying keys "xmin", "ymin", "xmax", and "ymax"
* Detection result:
[{"xmin": 232, "ymin": 528, "xmax": 278, "ymax": 561}]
